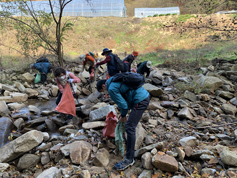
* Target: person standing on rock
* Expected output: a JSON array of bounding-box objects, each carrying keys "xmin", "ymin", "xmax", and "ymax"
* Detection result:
[
  {"xmin": 95, "ymin": 48, "xmax": 120, "ymax": 79},
  {"xmin": 123, "ymin": 51, "xmax": 139, "ymax": 72},
  {"xmin": 136, "ymin": 61, "xmax": 152, "ymax": 78},
  {"xmin": 54, "ymin": 67, "xmax": 80, "ymax": 120},
  {"xmin": 30, "ymin": 57, "xmax": 52, "ymax": 84},
  {"xmin": 96, "ymin": 74, "xmax": 150, "ymax": 171},
  {"xmin": 80, "ymin": 52, "xmax": 98, "ymax": 81}
]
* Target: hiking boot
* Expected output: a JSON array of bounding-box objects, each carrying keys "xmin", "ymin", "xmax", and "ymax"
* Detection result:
[{"xmin": 113, "ymin": 157, "xmax": 135, "ymax": 171}]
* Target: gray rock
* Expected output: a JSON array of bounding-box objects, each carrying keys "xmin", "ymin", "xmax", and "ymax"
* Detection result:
[
  {"xmin": 26, "ymin": 88, "xmax": 39, "ymax": 97},
  {"xmin": 92, "ymin": 148, "xmax": 110, "ymax": 167},
  {"xmin": 162, "ymin": 76, "xmax": 173, "ymax": 87},
  {"xmin": 176, "ymin": 147, "xmax": 185, "ymax": 162},
  {"xmin": 200, "ymin": 154, "xmax": 215, "ymax": 161},
  {"xmin": 167, "ymin": 109, "xmax": 174, "ymax": 119},
  {"xmin": 179, "ymin": 136, "xmax": 198, "ymax": 147},
  {"xmin": 230, "ymin": 97, "xmax": 237, "ymax": 106},
  {"xmin": 91, "ymin": 102, "xmax": 107, "ymax": 111},
  {"xmin": 201, "ymin": 94, "xmax": 210, "ymax": 101},
  {"xmin": 37, "ymin": 142, "xmax": 52, "ymax": 152},
  {"xmin": 216, "ymin": 90, "xmax": 235, "ymax": 100},
  {"xmin": 41, "ymin": 152, "xmax": 50, "ymax": 165},
  {"xmin": 138, "ymin": 170, "xmax": 152, "ymax": 178},
  {"xmin": 26, "ymin": 117, "xmax": 46, "ymax": 127},
  {"xmin": 177, "ymin": 107, "xmax": 194, "ymax": 120},
  {"xmin": 0, "ymin": 130, "xmax": 43, "ymax": 163},
  {"xmin": 152, "ymin": 153, "xmax": 178, "ymax": 172},
  {"xmin": 82, "ymin": 121, "xmax": 106, "ymax": 130},
  {"xmin": 51, "ymin": 85, "xmax": 59, "ymax": 97},
  {"xmin": 45, "ymin": 119, "xmax": 57, "ymax": 132},
  {"xmin": 0, "ymin": 163, "xmax": 9, "ymax": 172},
  {"xmin": 135, "ymin": 142, "xmax": 164, "ymax": 158},
  {"xmin": 87, "ymin": 90, "xmax": 101, "ymax": 103},
  {"xmin": 63, "ymin": 129, "xmax": 78, "ymax": 136},
  {"xmin": 14, "ymin": 118, "xmax": 24, "ymax": 130},
  {"xmin": 17, "ymin": 154, "xmax": 40, "ymax": 170},
  {"xmin": 60, "ymin": 144, "xmax": 71, "ymax": 157},
  {"xmin": 0, "ymin": 101, "xmax": 10, "ymax": 116},
  {"xmin": 184, "ymin": 90, "xmax": 197, "ymax": 102},
  {"xmin": 15, "ymin": 82, "xmax": 25, "ymax": 92},
  {"xmin": 36, "ymin": 167, "xmax": 61, "ymax": 178},
  {"xmin": 2, "ymin": 84, "xmax": 18, "ymax": 92},
  {"xmin": 12, "ymin": 113, "xmax": 28, "ymax": 120},
  {"xmin": 70, "ymin": 141, "xmax": 92, "ymax": 164},
  {"xmin": 143, "ymin": 83, "xmax": 163, "ymax": 97},
  {"xmin": 201, "ymin": 168, "xmax": 216, "ymax": 175},
  {"xmin": 221, "ymin": 104, "xmax": 237, "ymax": 115},
  {"xmin": 135, "ymin": 123, "xmax": 147, "ymax": 150},
  {"xmin": 22, "ymin": 72, "xmax": 35, "ymax": 83},
  {"xmin": 194, "ymin": 75, "xmax": 223, "ymax": 91},
  {"xmin": 0, "ymin": 117, "xmax": 13, "ymax": 147},
  {"xmin": 89, "ymin": 105, "xmax": 117, "ymax": 121},
  {"xmin": 28, "ymin": 105, "xmax": 40, "ymax": 114},
  {"xmin": 141, "ymin": 113, "xmax": 150, "ymax": 122},
  {"xmin": 141, "ymin": 152, "xmax": 153, "ymax": 169},
  {"xmin": 191, "ymin": 150, "xmax": 214, "ymax": 159},
  {"xmin": 8, "ymin": 103, "xmax": 25, "ymax": 110},
  {"xmin": 79, "ymin": 170, "xmax": 90, "ymax": 178},
  {"xmin": 220, "ymin": 148, "xmax": 237, "ymax": 166},
  {"xmin": 147, "ymin": 102, "xmax": 163, "ymax": 110}
]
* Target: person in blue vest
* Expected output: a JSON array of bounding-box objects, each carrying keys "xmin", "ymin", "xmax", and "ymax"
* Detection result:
[
  {"xmin": 136, "ymin": 61, "xmax": 152, "ymax": 78},
  {"xmin": 96, "ymin": 77, "xmax": 150, "ymax": 171},
  {"xmin": 30, "ymin": 57, "xmax": 52, "ymax": 84},
  {"xmin": 95, "ymin": 48, "xmax": 119, "ymax": 79}
]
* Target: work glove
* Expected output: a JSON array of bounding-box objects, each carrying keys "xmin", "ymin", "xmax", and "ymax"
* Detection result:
[{"xmin": 67, "ymin": 79, "xmax": 74, "ymax": 83}]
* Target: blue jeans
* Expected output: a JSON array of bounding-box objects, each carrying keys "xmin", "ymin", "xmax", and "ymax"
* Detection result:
[
  {"xmin": 125, "ymin": 96, "xmax": 150, "ymax": 159},
  {"xmin": 56, "ymin": 91, "xmax": 76, "ymax": 119}
]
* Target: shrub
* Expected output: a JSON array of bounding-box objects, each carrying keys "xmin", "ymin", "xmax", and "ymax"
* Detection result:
[
  {"xmin": 153, "ymin": 14, "xmax": 159, "ymax": 17},
  {"xmin": 159, "ymin": 14, "xmax": 165, "ymax": 16}
]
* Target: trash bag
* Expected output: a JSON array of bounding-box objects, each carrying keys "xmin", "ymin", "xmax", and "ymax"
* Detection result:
[
  {"xmin": 55, "ymin": 83, "xmax": 76, "ymax": 116},
  {"xmin": 103, "ymin": 111, "xmax": 117, "ymax": 138},
  {"xmin": 35, "ymin": 73, "xmax": 41, "ymax": 83}
]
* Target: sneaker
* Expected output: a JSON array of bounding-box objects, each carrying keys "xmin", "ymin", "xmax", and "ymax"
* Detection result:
[{"xmin": 113, "ymin": 157, "xmax": 135, "ymax": 171}]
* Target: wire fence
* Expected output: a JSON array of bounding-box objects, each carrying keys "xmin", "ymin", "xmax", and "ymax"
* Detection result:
[
  {"xmin": 0, "ymin": 0, "xmax": 127, "ymax": 17},
  {"xmin": 135, "ymin": 7, "xmax": 180, "ymax": 18}
]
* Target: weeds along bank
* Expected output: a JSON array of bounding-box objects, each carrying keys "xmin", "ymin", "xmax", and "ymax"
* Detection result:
[{"xmin": 0, "ymin": 14, "xmax": 236, "ymax": 70}]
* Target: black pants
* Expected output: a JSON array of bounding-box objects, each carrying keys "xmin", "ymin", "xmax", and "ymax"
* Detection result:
[
  {"xmin": 56, "ymin": 91, "xmax": 76, "ymax": 119},
  {"xmin": 125, "ymin": 96, "xmax": 150, "ymax": 159},
  {"xmin": 41, "ymin": 73, "xmax": 47, "ymax": 84}
]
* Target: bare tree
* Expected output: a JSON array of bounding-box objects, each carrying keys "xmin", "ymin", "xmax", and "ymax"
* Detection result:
[{"xmin": 0, "ymin": 0, "xmax": 90, "ymax": 66}]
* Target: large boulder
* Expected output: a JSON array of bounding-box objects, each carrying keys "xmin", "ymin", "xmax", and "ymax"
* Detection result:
[
  {"xmin": 0, "ymin": 93, "xmax": 28, "ymax": 103},
  {"xmin": 17, "ymin": 154, "xmax": 40, "ymax": 170},
  {"xmin": 0, "ymin": 117, "xmax": 13, "ymax": 147},
  {"xmin": 194, "ymin": 75, "xmax": 223, "ymax": 91},
  {"xmin": 0, "ymin": 130, "xmax": 43, "ymax": 163},
  {"xmin": 89, "ymin": 105, "xmax": 117, "ymax": 121},
  {"xmin": 215, "ymin": 90, "xmax": 235, "ymax": 100},
  {"xmin": 152, "ymin": 153, "xmax": 178, "ymax": 172},
  {"xmin": 143, "ymin": 83, "xmax": 163, "ymax": 97},
  {"xmin": 22, "ymin": 73, "xmax": 35, "ymax": 83},
  {"xmin": 70, "ymin": 141, "xmax": 92, "ymax": 164},
  {"xmin": 221, "ymin": 104, "xmax": 237, "ymax": 115}
]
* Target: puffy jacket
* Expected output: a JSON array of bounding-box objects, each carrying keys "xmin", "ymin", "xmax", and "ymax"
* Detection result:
[
  {"xmin": 123, "ymin": 54, "xmax": 134, "ymax": 71},
  {"xmin": 136, "ymin": 61, "xmax": 150, "ymax": 77},
  {"xmin": 106, "ymin": 76, "xmax": 149, "ymax": 117},
  {"xmin": 33, "ymin": 62, "xmax": 52, "ymax": 74},
  {"xmin": 108, "ymin": 53, "xmax": 119, "ymax": 76}
]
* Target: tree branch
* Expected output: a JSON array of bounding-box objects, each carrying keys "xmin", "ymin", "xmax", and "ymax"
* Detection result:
[{"xmin": 49, "ymin": 0, "xmax": 58, "ymax": 24}]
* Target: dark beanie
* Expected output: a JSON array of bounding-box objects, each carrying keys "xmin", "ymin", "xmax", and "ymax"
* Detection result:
[{"xmin": 97, "ymin": 80, "xmax": 106, "ymax": 91}]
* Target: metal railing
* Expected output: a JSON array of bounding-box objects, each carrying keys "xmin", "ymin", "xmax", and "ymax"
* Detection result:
[{"xmin": 135, "ymin": 7, "xmax": 180, "ymax": 18}]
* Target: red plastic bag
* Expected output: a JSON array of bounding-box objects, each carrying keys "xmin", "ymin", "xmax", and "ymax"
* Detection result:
[
  {"xmin": 55, "ymin": 83, "xmax": 76, "ymax": 116},
  {"xmin": 103, "ymin": 111, "xmax": 117, "ymax": 138}
]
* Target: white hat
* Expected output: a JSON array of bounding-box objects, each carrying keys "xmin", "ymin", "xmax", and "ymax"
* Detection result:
[{"xmin": 146, "ymin": 61, "xmax": 152, "ymax": 68}]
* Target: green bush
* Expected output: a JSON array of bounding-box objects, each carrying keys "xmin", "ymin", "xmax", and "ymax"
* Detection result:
[
  {"xmin": 159, "ymin": 14, "xmax": 165, "ymax": 16},
  {"xmin": 176, "ymin": 14, "xmax": 196, "ymax": 23},
  {"xmin": 148, "ymin": 15, "xmax": 152, "ymax": 17},
  {"xmin": 172, "ymin": 13, "xmax": 177, "ymax": 15},
  {"xmin": 153, "ymin": 14, "xmax": 159, "ymax": 17},
  {"xmin": 166, "ymin": 13, "xmax": 171, "ymax": 16}
]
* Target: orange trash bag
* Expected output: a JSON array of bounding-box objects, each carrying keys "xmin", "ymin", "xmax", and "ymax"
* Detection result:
[
  {"xmin": 55, "ymin": 83, "xmax": 76, "ymax": 116},
  {"xmin": 103, "ymin": 111, "xmax": 117, "ymax": 138}
]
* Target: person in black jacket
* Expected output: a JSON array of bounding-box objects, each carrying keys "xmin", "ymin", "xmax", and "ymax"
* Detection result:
[{"xmin": 123, "ymin": 51, "xmax": 138, "ymax": 72}]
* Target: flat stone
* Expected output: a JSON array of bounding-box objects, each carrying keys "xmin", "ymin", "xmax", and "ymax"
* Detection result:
[
  {"xmin": 26, "ymin": 117, "xmax": 46, "ymax": 127},
  {"xmin": 15, "ymin": 82, "xmax": 25, "ymax": 93},
  {"xmin": 178, "ymin": 107, "xmax": 194, "ymax": 120},
  {"xmin": 41, "ymin": 152, "xmax": 50, "ymax": 165},
  {"xmin": 17, "ymin": 154, "xmax": 40, "ymax": 170},
  {"xmin": 14, "ymin": 118, "xmax": 24, "ymax": 130},
  {"xmin": 82, "ymin": 121, "xmax": 106, "ymax": 130},
  {"xmin": 8, "ymin": 103, "xmax": 25, "ymax": 110},
  {"xmin": 89, "ymin": 105, "xmax": 117, "ymax": 121},
  {"xmin": 0, "ymin": 130, "xmax": 43, "ymax": 163},
  {"xmin": 36, "ymin": 167, "xmax": 60, "ymax": 178},
  {"xmin": 152, "ymin": 153, "xmax": 178, "ymax": 172},
  {"xmin": 220, "ymin": 148, "xmax": 237, "ymax": 166},
  {"xmin": 28, "ymin": 105, "xmax": 40, "ymax": 114},
  {"xmin": 60, "ymin": 144, "xmax": 71, "ymax": 157},
  {"xmin": 201, "ymin": 168, "xmax": 216, "ymax": 175},
  {"xmin": 147, "ymin": 102, "xmax": 163, "ymax": 110},
  {"xmin": 179, "ymin": 136, "xmax": 198, "ymax": 147},
  {"xmin": 0, "ymin": 163, "xmax": 9, "ymax": 172},
  {"xmin": 215, "ymin": 90, "xmax": 235, "ymax": 100},
  {"xmin": 22, "ymin": 72, "xmax": 35, "ymax": 83},
  {"xmin": 0, "ymin": 93, "xmax": 28, "ymax": 103},
  {"xmin": 143, "ymin": 83, "xmax": 163, "ymax": 97},
  {"xmin": 191, "ymin": 150, "xmax": 214, "ymax": 159},
  {"xmin": 184, "ymin": 90, "xmax": 197, "ymax": 102},
  {"xmin": 2, "ymin": 84, "xmax": 18, "ymax": 92},
  {"xmin": 138, "ymin": 170, "xmax": 152, "ymax": 178},
  {"xmin": 135, "ymin": 142, "xmax": 164, "ymax": 158},
  {"xmin": 176, "ymin": 147, "xmax": 185, "ymax": 162},
  {"xmin": 70, "ymin": 141, "xmax": 92, "ymax": 164},
  {"xmin": 91, "ymin": 102, "xmax": 107, "ymax": 111},
  {"xmin": 194, "ymin": 76, "xmax": 223, "ymax": 91},
  {"xmin": 221, "ymin": 104, "xmax": 237, "ymax": 115}
]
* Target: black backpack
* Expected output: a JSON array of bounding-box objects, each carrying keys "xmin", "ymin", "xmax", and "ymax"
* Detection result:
[
  {"xmin": 137, "ymin": 62, "xmax": 143, "ymax": 68},
  {"xmin": 36, "ymin": 57, "xmax": 49, "ymax": 63},
  {"xmin": 110, "ymin": 54, "xmax": 126, "ymax": 72},
  {"xmin": 111, "ymin": 72, "xmax": 145, "ymax": 90}
]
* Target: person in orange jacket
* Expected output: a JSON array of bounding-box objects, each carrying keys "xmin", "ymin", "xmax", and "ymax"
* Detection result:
[
  {"xmin": 80, "ymin": 52, "xmax": 98, "ymax": 81},
  {"xmin": 123, "ymin": 51, "xmax": 139, "ymax": 72}
]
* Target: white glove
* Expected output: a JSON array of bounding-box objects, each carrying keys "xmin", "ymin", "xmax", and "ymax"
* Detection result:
[{"xmin": 68, "ymin": 79, "xmax": 74, "ymax": 83}]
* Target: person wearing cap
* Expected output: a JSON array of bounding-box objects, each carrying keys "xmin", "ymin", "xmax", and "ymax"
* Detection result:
[
  {"xmin": 95, "ymin": 48, "xmax": 119, "ymax": 79},
  {"xmin": 30, "ymin": 58, "xmax": 52, "ymax": 84},
  {"xmin": 80, "ymin": 52, "xmax": 98, "ymax": 81},
  {"xmin": 136, "ymin": 61, "xmax": 152, "ymax": 78},
  {"xmin": 123, "ymin": 51, "xmax": 139, "ymax": 72}
]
